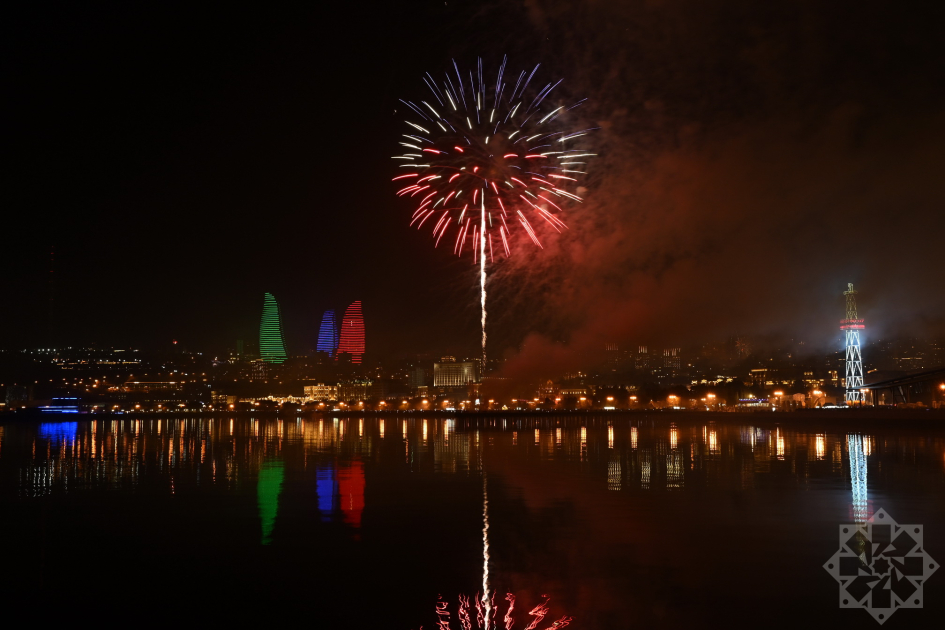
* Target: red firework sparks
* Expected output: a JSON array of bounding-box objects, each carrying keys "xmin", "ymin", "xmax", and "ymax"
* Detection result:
[
  {"xmin": 425, "ymin": 593, "xmax": 573, "ymax": 630},
  {"xmin": 393, "ymin": 57, "xmax": 595, "ymax": 259}
]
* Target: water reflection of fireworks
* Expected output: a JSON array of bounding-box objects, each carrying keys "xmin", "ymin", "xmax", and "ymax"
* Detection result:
[{"xmin": 432, "ymin": 592, "xmax": 572, "ymax": 630}]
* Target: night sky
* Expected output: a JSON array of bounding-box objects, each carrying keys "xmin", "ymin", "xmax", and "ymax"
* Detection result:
[{"xmin": 5, "ymin": 1, "xmax": 944, "ymax": 369}]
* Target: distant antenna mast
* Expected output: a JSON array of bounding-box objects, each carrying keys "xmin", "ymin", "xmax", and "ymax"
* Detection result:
[
  {"xmin": 48, "ymin": 245, "xmax": 56, "ymax": 349},
  {"xmin": 841, "ymin": 283, "xmax": 865, "ymax": 405}
]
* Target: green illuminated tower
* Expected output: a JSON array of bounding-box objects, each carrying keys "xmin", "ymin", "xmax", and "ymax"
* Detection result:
[{"xmin": 259, "ymin": 292, "xmax": 288, "ymax": 364}]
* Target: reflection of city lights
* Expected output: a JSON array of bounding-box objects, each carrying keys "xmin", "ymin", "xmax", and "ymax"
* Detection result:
[
  {"xmin": 776, "ymin": 428, "xmax": 784, "ymax": 459},
  {"xmin": 631, "ymin": 426, "xmax": 638, "ymax": 450},
  {"xmin": 379, "ymin": 419, "xmax": 385, "ymax": 438},
  {"xmin": 535, "ymin": 429, "xmax": 540, "ymax": 445},
  {"xmin": 556, "ymin": 427, "xmax": 562, "ymax": 445},
  {"xmin": 608, "ymin": 454, "xmax": 621, "ymax": 491},
  {"xmin": 815, "ymin": 434, "xmax": 826, "ymax": 460},
  {"xmin": 580, "ymin": 426, "xmax": 587, "ymax": 445},
  {"xmin": 709, "ymin": 429, "xmax": 718, "ymax": 454},
  {"xmin": 670, "ymin": 424, "xmax": 678, "ymax": 450},
  {"xmin": 608, "ymin": 424, "xmax": 614, "ymax": 448}
]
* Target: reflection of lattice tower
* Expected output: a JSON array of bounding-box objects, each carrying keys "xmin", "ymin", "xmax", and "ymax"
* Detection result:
[{"xmin": 841, "ymin": 283, "xmax": 865, "ymax": 404}]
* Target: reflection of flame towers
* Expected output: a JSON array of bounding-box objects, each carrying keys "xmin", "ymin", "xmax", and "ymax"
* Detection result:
[
  {"xmin": 259, "ymin": 292, "xmax": 288, "ymax": 364},
  {"xmin": 316, "ymin": 309, "xmax": 339, "ymax": 357},
  {"xmin": 848, "ymin": 434, "xmax": 869, "ymax": 522},
  {"xmin": 337, "ymin": 301, "xmax": 365, "ymax": 364},
  {"xmin": 258, "ymin": 460, "xmax": 284, "ymax": 545}
]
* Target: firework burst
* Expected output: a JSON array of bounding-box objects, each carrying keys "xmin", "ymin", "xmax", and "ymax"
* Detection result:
[
  {"xmin": 393, "ymin": 57, "xmax": 594, "ymax": 368},
  {"xmin": 393, "ymin": 56, "xmax": 594, "ymax": 260}
]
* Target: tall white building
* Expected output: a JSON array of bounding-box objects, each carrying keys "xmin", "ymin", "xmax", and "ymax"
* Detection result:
[{"xmin": 434, "ymin": 357, "xmax": 478, "ymax": 387}]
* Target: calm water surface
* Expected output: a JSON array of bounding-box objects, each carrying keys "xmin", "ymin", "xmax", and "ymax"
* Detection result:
[{"xmin": 1, "ymin": 414, "xmax": 943, "ymax": 628}]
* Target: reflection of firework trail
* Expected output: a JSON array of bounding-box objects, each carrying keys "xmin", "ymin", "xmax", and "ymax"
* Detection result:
[
  {"xmin": 433, "ymin": 594, "xmax": 571, "ymax": 630},
  {"xmin": 458, "ymin": 594, "xmax": 473, "ymax": 630},
  {"xmin": 481, "ymin": 474, "xmax": 492, "ymax": 627},
  {"xmin": 523, "ymin": 598, "xmax": 549, "ymax": 630},
  {"xmin": 504, "ymin": 593, "xmax": 515, "ymax": 630},
  {"xmin": 437, "ymin": 596, "xmax": 452, "ymax": 630}
]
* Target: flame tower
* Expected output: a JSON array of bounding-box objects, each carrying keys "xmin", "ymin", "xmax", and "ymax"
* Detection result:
[
  {"xmin": 316, "ymin": 309, "xmax": 339, "ymax": 357},
  {"xmin": 337, "ymin": 301, "xmax": 365, "ymax": 364},
  {"xmin": 259, "ymin": 292, "xmax": 288, "ymax": 364},
  {"xmin": 841, "ymin": 283, "xmax": 865, "ymax": 405}
]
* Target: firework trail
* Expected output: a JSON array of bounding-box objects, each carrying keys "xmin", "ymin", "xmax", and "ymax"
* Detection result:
[
  {"xmin": 482, "ymin": 474, "xmax": 492, "ymax": 624},
  {"xmin": 393, "ymin": 57, "xmax": 595, "ymax": 370}
]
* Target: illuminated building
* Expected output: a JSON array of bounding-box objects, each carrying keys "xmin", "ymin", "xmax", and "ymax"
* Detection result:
[
  {"xmin": 304, "ymin": 383, "xmax": 337, "ymax": 401},
  {"xmin": 337, "ymin": 380, "xmax": 371, "ymax": 401},
  {"xmin": 434, "ymin": 356, "xmax": 478, "ymax": 388},
  {"xmin": 259, "ymin": 292, "xmax": 288, "ymax": 364},
  {"xmin": 605, "ymin": 343, "xmax": 619, "ymax": 370},
  {"xmin": 316, "ymin": 309, "xmax": 339, "ymax": 357},
  {"xmin": 408, "ymin": 367, "xmax": 427, "ymax": 391},
  {"xmin": 663, "ymin": 347, "xmax": 681, "ymax": 370},
  {"xmin": 336, "ymin": 301, "xmax": 365, "ymax": 364},
  {"xmin": 841, "ymin": 283, "xmax": 865, "ymax": 404}
]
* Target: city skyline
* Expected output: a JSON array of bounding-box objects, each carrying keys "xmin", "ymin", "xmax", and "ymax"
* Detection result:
[
  {"xmin": 4, "ymin": 2, "xmax": 943, "ymax": 368},
  {"xmin": 4, "ymin": 4, "xmax": 945, "ymax": 628}
]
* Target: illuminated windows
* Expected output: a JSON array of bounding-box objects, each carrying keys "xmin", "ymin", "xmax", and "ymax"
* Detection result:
[
  {"xmin": 259, "ymin": 292, "xmax": 288, "ymax": 364},
  {"xmin": 337, "ymin": 301, "xmax": 365, "ymax": 364}
]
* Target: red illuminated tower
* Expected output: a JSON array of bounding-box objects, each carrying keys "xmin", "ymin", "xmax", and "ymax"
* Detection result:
[{"xmin": 337, "ymin": 301, "xmax": 365, "ymax": 364}]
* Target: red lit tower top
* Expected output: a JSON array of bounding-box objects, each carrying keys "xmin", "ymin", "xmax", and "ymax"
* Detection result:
[{"xmin": 337, "ymin": 301, "xmax": 365, "ymax": 364}]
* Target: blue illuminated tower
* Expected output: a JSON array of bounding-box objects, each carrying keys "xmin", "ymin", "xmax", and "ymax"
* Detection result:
[
  {"xmin": 259, "ymin": 292, "xmax": 288, "ymax": 364},
  {"xmin": 316, "ymin": 309, "xmax": 339, "ymax": 357},
  {"xmin": 841, "ymin": 283, "xmax": 865, "ymax": 405}
]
